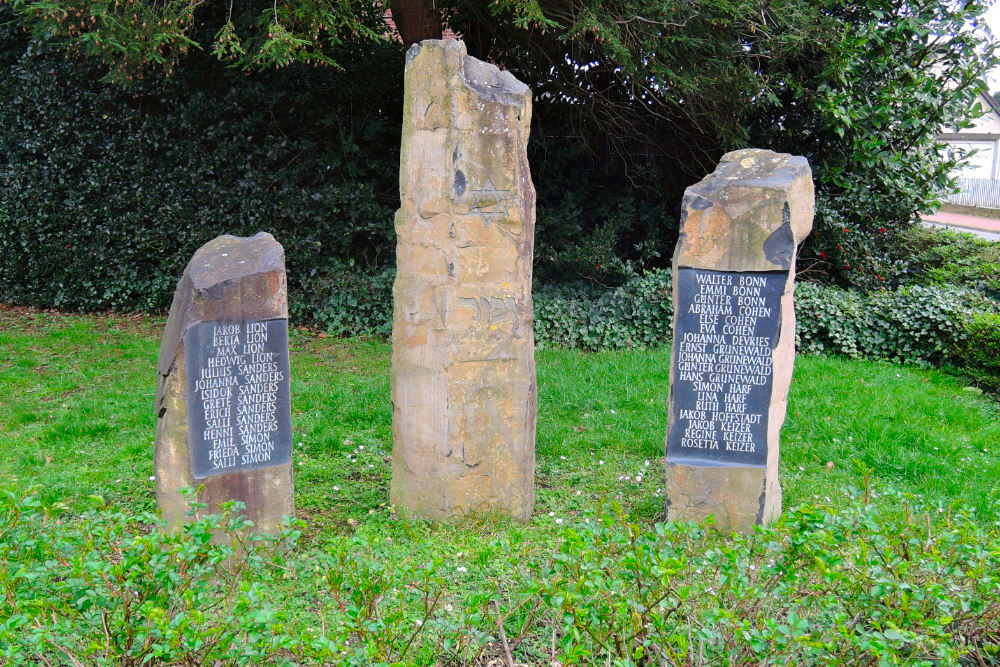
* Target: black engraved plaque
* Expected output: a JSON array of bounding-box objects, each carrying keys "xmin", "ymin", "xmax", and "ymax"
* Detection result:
[
  {"xmin": 184, "ymin": 318, "xmax": 292, "ymax": 479},
  {"xmin": 667, "ymin": 268, "xmax": 785, "ymax": 467}
]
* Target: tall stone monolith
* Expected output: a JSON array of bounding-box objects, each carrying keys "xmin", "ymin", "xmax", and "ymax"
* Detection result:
[
  {"xmin": 155, "ymin": 232, "xmax": 294, "ymax": 534},
  {"xmin": 390, "ymin": 39, "xmax": 537, "ymax": 521},
  {"xmin": 664, "ymin": 149, "xmax": 813, "ymax": 533}
]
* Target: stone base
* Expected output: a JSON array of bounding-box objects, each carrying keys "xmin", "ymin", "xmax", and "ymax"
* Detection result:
[{"xmin": 665, "ymin": 462, "xmax": 781, "ymax": 533}]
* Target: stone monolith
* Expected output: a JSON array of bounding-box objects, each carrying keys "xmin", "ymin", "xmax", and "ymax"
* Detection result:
[
  {"xmin": 664, "ymin": 149, "xmax": 813, "ymax": 532},
  {"xmin": 390, "ymin": 39, "xmax": 537, "ymax": 521},
  {"xmin": 155, "ymin": 232, "xmax": 294, "ymax": 534}
]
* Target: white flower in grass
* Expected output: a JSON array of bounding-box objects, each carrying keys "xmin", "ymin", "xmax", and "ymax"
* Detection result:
[
  {"xmin": 598, "ymin": 460, "xmax": 605, "ymax": 466},
  {"xmin": 456, "ymin": 566, "xmax": 468, "ymax": 573},
  {"xmin": 555, "ymin": 518, "xmax": 564, "ymax": 524},
  {"xmin": 635, "ymin": 474, "xmax": 643, "ymax": 483},
  {"xmin": 414, "ymin": 619, "xmax": 423, "ymax": 627}
]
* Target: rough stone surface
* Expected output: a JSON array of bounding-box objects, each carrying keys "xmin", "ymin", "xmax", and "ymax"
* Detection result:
[
  {"xmin": 155, "ymin": 232, "xmax": 293, "ymax": 533},
  {"xmin": 390, "ymin": 39, "xmax": 537, "ymax": 521},
  {"xmin": 665, "ymin": 149, "xmax": 813, "ymax": 533}
]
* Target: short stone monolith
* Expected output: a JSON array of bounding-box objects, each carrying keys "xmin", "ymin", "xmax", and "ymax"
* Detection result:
[
  {"xmin": 155, "ymin": 232, "xmax": 294, "ymax": 534},
  {"xmin": 664, "ymin": 149, "xmax": 813, "ymax": 533},
  {"xmin": 390, "ymin": 39, "xmax": 537, "ymax": 521}
]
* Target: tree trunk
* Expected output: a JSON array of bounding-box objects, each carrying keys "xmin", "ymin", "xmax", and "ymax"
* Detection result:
[{"xmin": 389, "ymin": 0, "xmax": 443, "ymax": 47}]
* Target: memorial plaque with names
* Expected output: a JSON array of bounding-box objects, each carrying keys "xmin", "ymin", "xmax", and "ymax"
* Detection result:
[
  {"xmin": 663, "ymin": 148, "xmax": 813, "ymax": 532},
  {"xmin": 667, "ymin": 268, "xmax": 785, "ymax": 467},
  {"xmin": 184, "ymin": 318, "xmax": 292, "ymax": 479}
]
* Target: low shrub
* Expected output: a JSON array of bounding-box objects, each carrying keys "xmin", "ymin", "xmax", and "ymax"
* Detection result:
[
  {"xmin": 0, "ymin": 490, "xmax": 302, "ymax": 666},
  {"xmin": 3, "ymin": 486, "xmax": 999, "ymax": 665},
  {"xmin": 900, "ymin": 226, "xmax": 1000, "ymax": 299},
  {"xmin": 509, "ymin": 489, "xmax": 1000, "ymax": 665},
  {"xmin": 951, "ymin": 311, "xmax": 1000, "ymax": 393},
  {"xmin": 290, "ymin": 268, "xmax": 676, "ymax": 347}
]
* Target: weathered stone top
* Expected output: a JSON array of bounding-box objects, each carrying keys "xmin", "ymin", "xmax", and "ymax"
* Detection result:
[
  {"xmin": 707, "ymin": 149, "xmax": 810, "ymax": 191},
  {"xmin": 405, "ymin": 39, "xmax": 530, "ymax": 112},
  {"xmin": 674, "ymin": 148, "xmax": 814, "ymax": 272},
  {"xmin": 156, "ymin": 232, "xmax": 286, "ymax": 398},
  {"xmin": 186, "ymin": 232, "xmax": 284, "ymax": 290}
]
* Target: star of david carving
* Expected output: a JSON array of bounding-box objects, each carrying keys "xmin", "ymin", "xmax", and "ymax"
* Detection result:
[{"xmin": 469, "ymin": 177, "xmax": 515, "ymax": 226}]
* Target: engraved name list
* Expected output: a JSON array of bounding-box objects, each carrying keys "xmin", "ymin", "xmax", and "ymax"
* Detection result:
[
  {"xmin": 666, "ymin": 268, "xmax": 785, "ymax": 467},
  {"xmin": 184, "ymin": 318, "xmax": 292, "ymax": 479}
]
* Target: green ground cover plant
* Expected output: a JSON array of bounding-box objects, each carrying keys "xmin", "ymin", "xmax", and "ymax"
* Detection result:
[
  {"xmin": 287, "ymin": 263, "xmax": 1000, "ymax": 392},
  {"xmin": 3, "ymin": 480, "xmax": 999, "ymax": 664}
]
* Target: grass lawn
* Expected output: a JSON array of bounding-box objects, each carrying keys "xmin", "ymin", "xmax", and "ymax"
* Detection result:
[
  {"xmin": 2, "ymin": 306, "xmax": 1000, "ymax": 664},
  {"xmin": 1, "ymin": 306, "xmax": 998, "ymax": 530}
]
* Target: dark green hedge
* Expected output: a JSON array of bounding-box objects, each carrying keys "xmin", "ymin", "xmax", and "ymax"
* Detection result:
[
  {"xmin": 0, "ymin": 27, "xmax": 404, "ymax": 313},
  {"xmin": 0, "ymin": 16, "xmax": 679, "ymax": 316}
]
